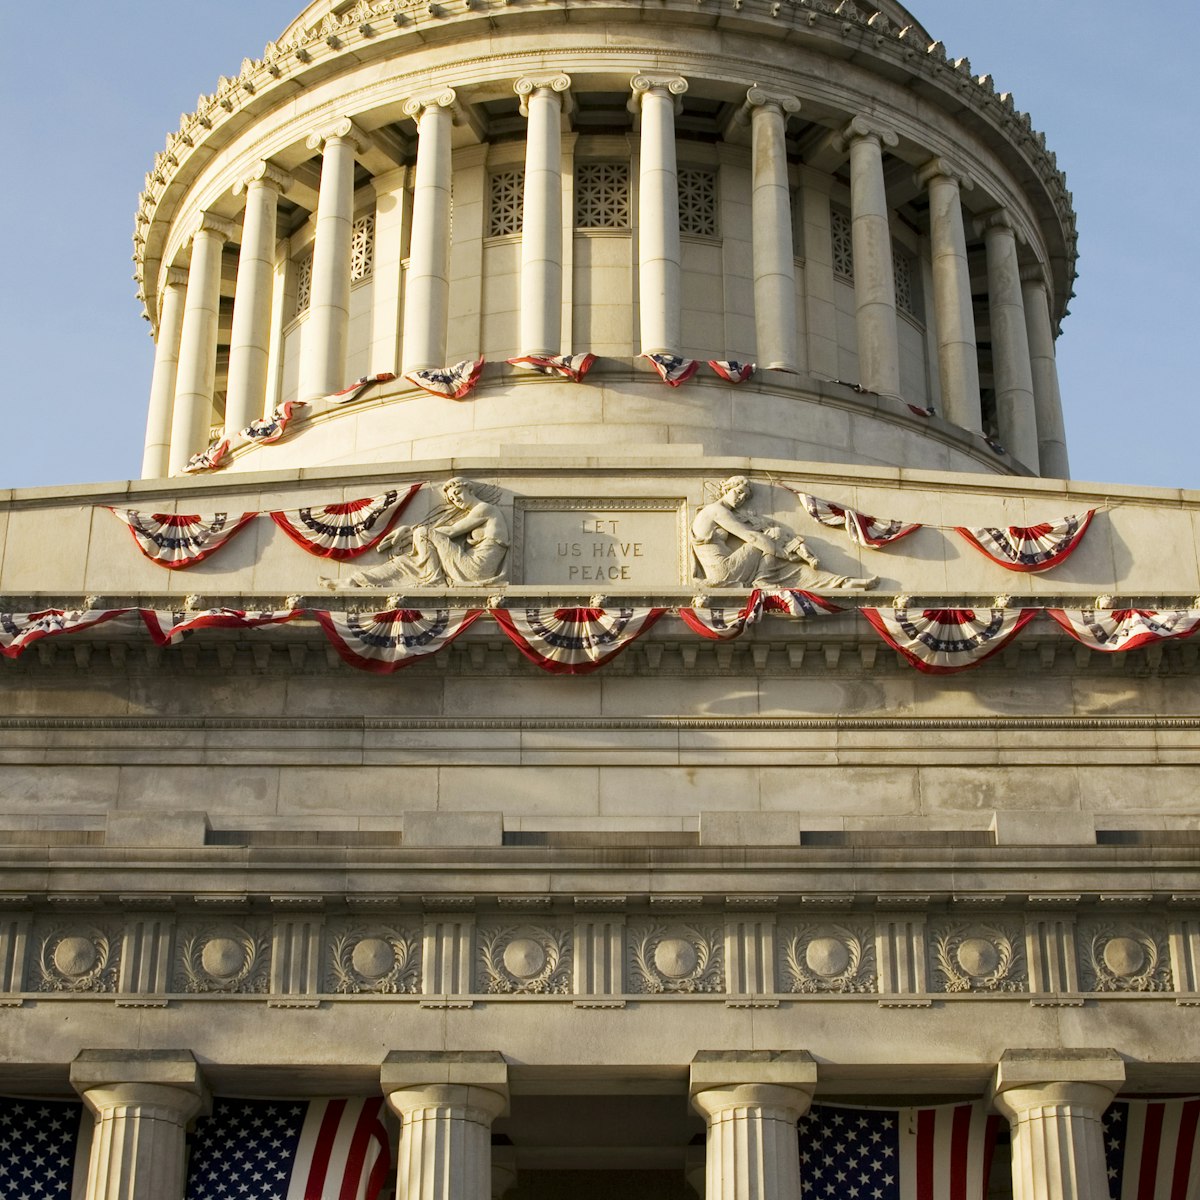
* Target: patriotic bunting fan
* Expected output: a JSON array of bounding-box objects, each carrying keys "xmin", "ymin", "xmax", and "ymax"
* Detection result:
[
  {"xmin": 1048, "ymin": 608, "xmax": 1200, "ymax": 652},
  {"xmin": 707, "ymin": 360, "xmax": 755, "ymax": 384},
  {"xmin": 907, "ymin": 403, "xmax": 935, "ymax": 418},
  {"xmin": 794, "ymin": 491, "xmax": 921, "ymax": 549},
  {"xmin": 760, "ymin": 590, "xmax": 844, "ymax": 617},
  {"xmin": 404, "ymin": 358, "xmax": 485, "ymax": 399},
  {"xmin": 269, "ymin": 484, "xmax": 422, "ymax": 560},
  {"xmin": 0, "ymin": 608, "xmax": 131, "ymax": 659},
  {"xmin": 140, "ymin": 609, "xmax": 301, "ymax": 647},
  {"xmin": 107, "ymin": 509, "xmax": 257, "ymax": 568},
  {"xmin": 314, "ymin": 609, "xmax": 482, "ymax": 673},
  {"xmin": 184, "ymin": 438, "xmax": 232, "ymax": 473},
  {"xmin": 507, "ymin": 353, "xmax": 596, "ymax": 382},
  {"xmin": 326, "ymin": 372, "xmax": 397, "ymax": 404},
  {"xmin": 862, "ymin": 606, "xmax": 1038, "ymax": 674},
  {"xmin": 679, "ymin": 593, "xmax": 766, "ymax": 640},
  {"xmin": 642, "ymin": 354, "xmax": 699, "ymax": 386},
  {"xmin": 493, "ymin": 607, "xmax": 665, "ymax": 673},
  {"xmin": 956, "ymin": 510, "xmax": 1095, "ymax": 572},
  {"xmin": 241, "ymin": 399, "xmax": 306, "ymax": 445}
]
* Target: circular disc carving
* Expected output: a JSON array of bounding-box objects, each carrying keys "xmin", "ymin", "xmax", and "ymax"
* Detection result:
[
  {"xmin": 53, "ymin": 936, "xmax": 98, "ymax": 978},
  {"xmin": 351, "ymin": 937, "xmax": 395, "ymax": 979},
  {"xmin": 805, "ymin": 937, "xmax": 850, "ymax": 978},
  {"xmin": 1102, "ymin": 936, "xmax": 1145, "ymax": 978},
  {"xmin": 201, "ymin": 936, "xmax": 246, "ymax": 979},
  {"xmin": 502, "ymin": 937, "xmax": 547, "ymax": 979},
  {"xmin": 654, "ymin": 937, "xmax": 698, "ymax": 979},
  {"xmin": 955, "ymin": 937, "xmax": 1000, "ymax": 978}
]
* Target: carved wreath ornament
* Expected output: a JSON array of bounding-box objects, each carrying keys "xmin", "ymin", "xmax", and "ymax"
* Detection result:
[
  {"xmin": 37, "ymin": 928, "xmax": 119, "ymax": 993},
  {"xmin": 177, "ymin": 925, "xmax": 269, "ymax": 994},
  {"xmin": 477, "ymin": 926, "xmax": 571, "ymax": 994},
  {"xmin": 329, "ymin": 928, "xmax": 420, "ymax": 994},
  {"xmin": 780, "ymin": 924, "xmax": 876, "ymax": 994},
  {"xmin": 1081, "ymin": 924, "xmax": 1172, "ymax": 993},
  {"xmin": 628, "ymin": 924, "xmax": 724, "ymax": 994},
  {"xmin": 930, "ymin": 923, "xmax": 1025, "ymax": 993}
]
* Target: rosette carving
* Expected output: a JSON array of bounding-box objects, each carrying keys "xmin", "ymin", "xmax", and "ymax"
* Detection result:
[
  {"xmin": 1080, "ymin": 923, "xmax": 1172, "ymax": 993},
  {"xmin": 628, "ymin": 924, "xmax": 724, "ymax": 994},
  {"xmin": 930, "ymin": 923, "xmax": 1026, "ymax": 993},
  {"xmin": 36, "ymin": 927, "xmax": 119, "ymax": 993},
  {"xmin": 477, "ymin": 926, "xmax": 571, "ymax": 995},
  {"xmin": 328, "ymin": 927, "xmax": 420, "ymax": 994},
  {"xmin": 780, "ymin": 923, "xmax": 876, "ymax": 994},
  {"xmin": 175, "ymin": 924, "xmax": 270, "ymax": 994}
]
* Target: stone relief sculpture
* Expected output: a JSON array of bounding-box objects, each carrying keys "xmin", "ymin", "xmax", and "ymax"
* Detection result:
[
  {"xmin": 321, "ymin": 477, "xmax": 510, "ymax": 590},
  {"xmin": 691, "ymin": 476, "xmax": 877, "ymax": 590}
]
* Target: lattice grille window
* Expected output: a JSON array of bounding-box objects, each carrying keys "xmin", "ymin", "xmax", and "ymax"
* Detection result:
[
  {"xmin": 575, "ymin": 163, "xmax": 631, "ymax": 229},
  {"xmin": 831, "ymin": 208, "xmax": 854, "ymax": 280},
  {"xmin": 893, "ymin": 247, "xmax": 915, "ymax": 317},
  {"xmin": 678, "ymin": 168, "xmax": 718, "ymax": 237},
  {"xmin": 351, "ymin": 214, "xmax": 375, "ymax": 282},
  {"xmin": 488, "ymin": 170, "xmax": 525, "ymax": 237},
  {"xmin": 294, "ymin": 252, "xmax": 313, "ymax": 314}
]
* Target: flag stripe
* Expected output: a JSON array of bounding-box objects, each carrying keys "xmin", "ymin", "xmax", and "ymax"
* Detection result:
[
  {"xmin": 916, "ymin": 1108, "xmax": 935, "ymax": 1200},
  {"xmin": 339, "ymin": 1100, "xmax": 385, "ymax": 1200},
  {"xmin": 1170, "ymin": 1100, "xmax": 1200, "ymax": 1200},
  {"xmin": 948, "ymin": 1102, "xmax": 973, "ymax": 1200},
  {"xmin": 1137, "ymin": 1102, "xmax": 1165, "ymax": 1200},
  {"xmin": 304, "ymin": 1099, "xmax": 347, "ymax": 1199}
]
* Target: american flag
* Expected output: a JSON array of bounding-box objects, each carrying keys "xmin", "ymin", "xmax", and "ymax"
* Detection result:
[
  {"xmin": 798, "ymin": 1102, "xmax": 999, "ymax": 1200},
  {"xmin": 186, "ymin": 1098, "xmax": 390, "ymax": 1200},
  {"xmin": 0, "ymin": 1097, "xmax": 84, "ymax": 1200},
  {"xmin": 1102, "ymin": 1097, "xmax": 1200, "ymax": 1200}
]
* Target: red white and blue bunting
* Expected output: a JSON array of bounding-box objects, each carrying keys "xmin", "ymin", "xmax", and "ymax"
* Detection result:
[
  {"xmin": 240, "ymin": 399, "xmax": 307, "ymax": 447},
  {"xmin": 140, "ymin": 608, "xmax": 301, "ymax": 647},
  {"xmin": 678, "ymin": 593, "xmax": 766, "ymax": 640},
  {"xmin": 313, "ymin": 609, "xmax": 482, "ymax": 674},
  {"xmin": 404, "ymin": 359, "xmax": 484, "ymax": 400},
  {"xmin": 956, "ymin": 511, "xmax": 1096, "ymax": 572},
  {"xmin": 1047, "ymin": 608, "xmax": 1200, "ymax": 652},
  {"xmin": 507, "ymin": 354, "xmax": 596, "ymax": 382},
  {"xmin": 642, "ymin": 354, "xmax": 699, "ymax": 387},
  {"xmin": 269, "ymin": 485, "xmax": 422, "ymax": 560},
  {"xmin": 760, "ymin": 589, "xmax": 844, "ymax": 617},
  {"xmin": 0, "ymin": 608, "xmax": 131, "ymax": 658},
  {"xmin": 492, "ymin": 607, "xmax": 665, "ymax": 674},
  {"xmin": 708, "ymin": 360, "xmax": 755, "ymax": 384},
  {"xmin": 107, "ymin": 509, "xmax": 258, "ymax": 569},
  {"xmin": 861, "ymin": 606, "xmax": 1038, "ymax": 674},
  {"xmin": 793, "ymin": 492, "xmax": 922, "ymax": 549}
]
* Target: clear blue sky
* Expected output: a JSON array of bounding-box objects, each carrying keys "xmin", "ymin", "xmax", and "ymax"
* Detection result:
[{"xmin": 1, "ymin": 1, "xmax": 1195, "ymax": 491}]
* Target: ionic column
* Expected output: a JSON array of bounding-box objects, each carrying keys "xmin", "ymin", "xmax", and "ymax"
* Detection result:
[
  {"xmin": 979, "ymin": 210, "xmax": 1039, "ymax": 469},
  {"xmin": 382, "ymin": 1051, "xmax": 509, "ymax": 1200},
  {"xmin": 141, "ymin": 267, "xmax": 187, "ymax": 478},
  {"xmin": 991, "ymin": 1050, "xmax": 1125, "ymax": 1200},
  {"xmin": 690, "ymin": 1051, "xmax": 817, "ymax": 1200},
  {"xmin": 916, "ymin": 157, "xmax": 982, "ymax": 431},
  {"xmin": 838, "ymin": 116, "xmax": 901, "ymax": 397},
  {"xmin": 746, "ymin": 87, "xmax": 802, "ymax": 371},
  {"xmin": 402, "ymin": 90, "xmax": 457, "ymax": 374},
  {"xmin": 298, "ymin": 118, "xmax": 366, "ymax": 401},
  {"xmin": 515, "ymin": 73, "xmax": 571, "ymax": 357},
  {"xmin": 630, "ymin": 73, "xmax": 688, "ymax": 356},
  {"xmin": 1021, "ymin": 264, "xmax": 1071, "ymax": 478},
  {"xmin": 168, "ymin": 212, "xmax": 234, "ymax": 474},
  {"xmin": 225, "ymin": 161, "xmax": 293, "ymax": 432},
  {"xmin": 70, "ymin": 1049, "xmax": 209, "ymax": 1200}
]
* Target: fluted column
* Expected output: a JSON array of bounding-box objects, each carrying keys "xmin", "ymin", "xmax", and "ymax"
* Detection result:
[
  {"xmin": 168, "ymin": 212, "xmax": 234, "ymax": 474},
  {"xmin": 916, "ymin": 157, "xmax": 982, "ymax": 431},
  {"xmin": 1021, "ymin": 264, "xmax": 1071, "ymax": 478},
  {"xmin": 746, "ymin": 87, "xmax": 802, "ymax": 371},
  {"xmin": 225, "ymin": 161, "xmax": 293, "ymax": 432},
  {"xmin": 382, "ymin": 1051, "xmax": 509, "ymax": 1200},
  {"xmin": 979, "ymin": 210, "xmax": 1039, "ymax": 469},
  {"xmin": 298, "ymin": 119, "xmax": 365, "ymax": 401},
  {"xmin": 838, "ymin": 116, "xmax": 901, "ymax": 396},
  {"xmin": 70, "ymin": 1050, "xmax": 208, "ymax": 1200},
  {"xmin": 141, "ymin": 267, "xmax": 187, "ymax": 478},
  {"xmin": 690, "ymin": 1052, "xmax": 817, "ymax": 1200},
  {"xmin": 516, "ymin": 73, "xmax": 571, "ymax": 357},
  {"xmin": 402, "ymin": 90, "xmax": 457, "ymax": 374},
  {"xmin": 630, "ymin": 73, "xmax": 688, "ymax": 356},
  {"xmin": 991, "ymin": 1050, "xmax": 1124, "ymax": 1200}
]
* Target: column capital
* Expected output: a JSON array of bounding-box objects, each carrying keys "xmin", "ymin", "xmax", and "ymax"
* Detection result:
[
  {"xmin": 162, "ymin": 265, "xmax": 189, "ymax": 290},
  {"xmin": 975, "ymin": 207, "xmax": 1022, "ymax": 241},
  {"xmin": 991, "ymin": 1048, "xmax": 1125, "ymax": 1108},
  {"xmin": 194, "ymin": 211, "xmax": 236, "ymax": 242},
  {"xmin": 836, "ymin": 114, "xmax": 899, "ymax": 152},
  {"xmin": 745, "ymin": 86, "xmax": 802, "ymax": 118},
  {"xmin": 306, "ymin": 116, "xmax": 368, "ymax": 153},
  {"xmin": 233, "ymin": 159, "xmax": 294, "ymax": 197},
  {"xmin": 689, "ymin": 1050, "xmax": 817, "ymax": 1115},
  {"xmin": 915, "ymin": 155, "xmax": 974, "ymax": 192},
  {"xmin": 70, "ymin": 1048, "xmax": 209, "ymax": 1117},
  {"xmin": 381, "ymin": 1049, "xmax": 510, "ymax": 1120},
  {"xmin": 628, "ymin": 73, "xmax": 688, "ymax": 114},
  {"xmin": 1020, "ymin": 262, "xmax": 1050, "ymax": 288},
  {"xmin": 514, "ymin": 73, "xmax": 572, "ymax": 117},
  {"xmin": 403, "ymin": 88, "xmax": 460, "ymax": 121}
]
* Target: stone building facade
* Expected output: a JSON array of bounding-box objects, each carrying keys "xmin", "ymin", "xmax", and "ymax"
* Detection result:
[{"xmin": 1, "ymin": 1, "xmax": 1198, "ymax": 1198}]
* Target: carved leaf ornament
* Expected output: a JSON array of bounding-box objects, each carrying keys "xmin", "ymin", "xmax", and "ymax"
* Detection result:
[
  {"xmin": 780, "ymin": 924, "xmax": 876, "ymax": 994},
  {"xmin": 478, "ymin": 926, "xmax": 572, "ymax": 994},
  {"xmin": 37, "ymin": 929, "xmax": 118, "ymax": 993},
  {"xmin": 178, "ymin": 926, "xmax": 269, "ymax": 994},
  {"xmin": 329, "ymin": 928, "xmax": 420, "ymax": 994},
  {"xmin": 629, "ymin": 924, "xmax": 724, "ymax": 994},
  {"xmin": 931, "ymin": 924, "xmax": 1025, "ymax": 993},
  {"xmin": 1083, "ymin": 925, "xmax": 1172, "ymax": 993}
]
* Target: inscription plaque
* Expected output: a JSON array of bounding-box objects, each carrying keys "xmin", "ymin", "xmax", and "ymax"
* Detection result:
[{"xmin": 514, "ymin": 499, "xmax": 687, "ymax": 586}]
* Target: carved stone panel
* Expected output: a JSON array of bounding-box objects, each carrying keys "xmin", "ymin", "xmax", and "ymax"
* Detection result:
[
  {"xmin": 34, "ymin": 923, "xmax": 121, "ymax": 994},
  {"xmin": 1078, "ymin": 921, "xmax": 1172, "ymax": 993},
  {"xmin": 174, "ymin": 921, "xmax": 271, "ymax": 994},
  {"xmin": 778, "ymin": 922, "xmax": 877, "ymax": 994},
  {"xmin": 513, "ymin": 499, "xmax": 689, "ymax": 586},
  {"xmin": 929, "ymin": 921, "xmax": 1027, "ymax": 993},
  {"xmin": 327, "ymin": 923, "xmax": 421, "ymax": 995},
  {"xmin": 573, "ymin": 916, "xmax": 625, "ymax": 995},
  {"xmin": 0, "ymin": 915, "xmax": 30, "ymax": 993},
  {"xmin": 875, "ymin": 916, "xmax": 927, "ymax": 994},
  {"xmin": 1025, "ymin": 914, "xmax": 1079, "ymax": 993},
  {"xmin": 627, "ymin": 923, "xmax": 724, "ymax": 994},
  {"xmin": 477, "ymin": 925, "xmax": 572, "ymax": 994}
]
